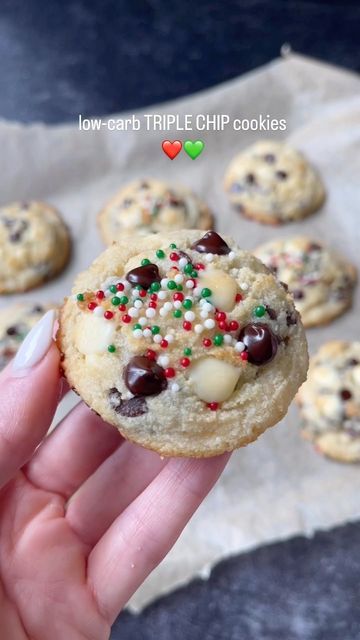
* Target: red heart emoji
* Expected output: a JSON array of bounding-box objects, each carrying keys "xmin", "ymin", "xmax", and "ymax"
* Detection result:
[{"xmin": 162, "ymin": 140, "xmax": 182, "ymax": 160}]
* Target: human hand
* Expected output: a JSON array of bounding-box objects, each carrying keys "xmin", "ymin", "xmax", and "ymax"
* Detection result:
[{"xmin": 0, "ymin": 310, "xmax": 228, "ymax": 640}]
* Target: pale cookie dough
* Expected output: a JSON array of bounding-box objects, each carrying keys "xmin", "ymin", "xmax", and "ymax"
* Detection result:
[
  {"xmin": 98, "ymin": 179, "xmax": 213, "ymax": 243},
  {"xmin": 224, "ymin": 141, "xmax": 326, "ymax": 224},
  {"xmin": 0, "ymin": 201, "xmax": 71, "ymax": 293},
  {"xmin": 297, "ymin": 341, "xmax": 360, "ymax": 463},
  {"xmin": 254, "ymin": 236, "xmax": 357, "ymax": 328},
  {"xmin": 58, "ymin": 229, "xmax": 308, "ymax": 457},
  {"xmin": 0, "ymin": 302, "xmax": 57, "ymax": 370}
]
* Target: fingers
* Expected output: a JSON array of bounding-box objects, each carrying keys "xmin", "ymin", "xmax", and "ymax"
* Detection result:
[
  {"xmin": 0, "ymin": 311, "xmax": 60, "ymax": 489},
  {"xmin": 88, "ymin": 453, "xmax": 230, "ymax": 622},
  {"xmin": 66, "ymin": 442, "xmax": 166, "ymax": 546},
  {"xmin": 25, "ymin": 402, "xmax": 123, "ymax": 500}
]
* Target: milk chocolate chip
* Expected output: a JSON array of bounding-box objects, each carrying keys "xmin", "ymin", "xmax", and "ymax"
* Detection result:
[
  {"xmin": 191, "ymin": 231, "xmax": 231, "ymax": 255},
  {"xmin": 239, "ymin": 323, "xmax": 278, "ymax": 365},
  {"xmin": 126, "ymin": 263, "xmax": 161, "ymax": 290},
  {"xmin": 124, "ymin": 355, "xmax": 167, "ymax": 396}
]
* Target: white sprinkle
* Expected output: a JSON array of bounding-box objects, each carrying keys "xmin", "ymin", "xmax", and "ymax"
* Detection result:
[
  {"xmin": 200, "ymin": 309, "xmax": 209, "ymax": 319},
  {"xmin": 240, "ymin": 282, "xmax": 249, "ymax": 291},
  {"xmin": 193, "ymin": 286, "xmax": 202, "ymax": 296},
  {"xmin": 174, "ymin": 273, "xmax": 184, "ymax": 284},
  {"xmin": 158, "ymin": 355, "xmax": 170, "ymax": 367},
  {"xmin": 131, "ymin": 289, "xmax": 139, "ymax": 298},
  {"xmin": 228, "ymin": 251, "xmax": 235, "ymax": 260},
  {"xmin": 194, "ymin": 324, "xmax": 204, "ymax": 334},
  {"xmin": 184, "ymin": 310, "xmax": 195, "ymax": 322},
  {"xmin": 139, "ymin": 316, "xmax": 147, "ymax": 326},
  {"xmin": 171, "ymin": 383, "xmax": 180, "ymax": 393},
  {"xmin": 158, "ymin": 290, "xmax": 168, "ymax": 300},
  {"xmin": 143, "ymin": 328, "xmax": 152, "ymax": 338},
  {"xmin": 179, "ymin": 257, "xmax": 187, "ymax": 269},
  {"xmin": 173, "ymin": 300, "xmax": 182, "ymax": 310},
  {"xmin": 165, "ymin": 334, "xmax": 174, "ymax": 343},
  {"xmin": 123, "ymin": 281, "xmax": 131, "ymax": 291},
  {"xmin": 128, "ymin": 307, "xmax": 139, "ymax": 318},
  {"xmin": 203, "ymin": 302, "xmax": 213, "ymax": 313},
  {"xmin": 235, "ymin": 341, "xmax": 245, "ymax": 353},
  {"xmin": 224, "ymin": 334, "xmax": 232, "ymax": 344},
  {"xmin": 186, "ymin": 279, "xmax": 195, "ymax": 289},
  {"xmin": 133, "ymin": 329, "xmax": 143, "ymax": 339},
  {"xmin": 159, "ymin": 307, "xmax": 168, "ymax": 317},
  {"xmin": 134, "ymin": 299, "xmax": 143, "ymax": 309},
  {"xmin": 205, "ymin": 253, "xmax": 214, "ymax": 262},
  {"xmin": 146, "ymin": 308, "xmax": 156, "ymax": 318},
  {"xmin": 199, "ymin": 298, "xmax": 207, "ymax": 306},
  {"xmin": 164, "ymin": 301, "xmax": 173, "ymax": 311},
  {"xmin": 93, "ymin": 306, "xmax": 104, "ymax": 317},
  {"xmin": 153, "ymin": 334, "xmax": 162, "ymax": 344},
  {"xmin": 204, "ymin": 318, "xmax": 215, "ymax": 329},
  {"xmin": 105, "ymin": 289, "xmax": 112, "ymax": 298},
  {"xmin": 161, "ymin": 278, "xmax": 169, "ymax": 288}
]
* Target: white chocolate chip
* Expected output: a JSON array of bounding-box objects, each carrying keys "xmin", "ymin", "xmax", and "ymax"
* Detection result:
[
  {"xmin": 198, "ymin": 269, "xmax": 237, "ymax": 312},
  {"xmin": 189, "ymin": 357, "xmax": 241, "ymax": 403},
  {"xmin": 75, "ymin": 314, "xmax": 115, "ymax": 355}
]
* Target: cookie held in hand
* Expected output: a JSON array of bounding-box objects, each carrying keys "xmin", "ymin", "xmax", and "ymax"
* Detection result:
[{"xmin": 58, "ymin": 230, "xmax": 308, "ymax": 457}]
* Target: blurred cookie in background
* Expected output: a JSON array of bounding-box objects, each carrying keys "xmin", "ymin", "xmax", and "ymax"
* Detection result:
[
  {"xmin": 297, "ymin": 341, "xmax": 360, "ymax": 463},
  {"xmin": 98, "ymin": 178, "xmax": 213, "ymax": 243},
  {"xmin": 254, "ymin": 236, "xmax": 357, "ymax": 327},
  {"xmin": 0, "ymin": 302, "xmax": 58, "ymax": 370},
  {"xmin": 0, "ymin": 201, "xmax": 71, "ymax": 293},
  {"xmin": 224, "ymin": 141, "xmax": 325, "ymax": 224}
]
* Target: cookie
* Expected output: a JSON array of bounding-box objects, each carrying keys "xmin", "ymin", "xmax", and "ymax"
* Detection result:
[
  {"xmin": 224, "ymin": 141, "xmax": 326, "ymax": 224},
  {"xmin": 98, "ymin": 179, "xmax": 213, "ymax": 243},
  {"xmin": 297, "ymin": 341, "xmax": 360, "ymax": 463},
  {"xmin": 58, "ymin": 229, "xmax": 308, "ymax": 458},
  {"xmin": 254, "ymin": 236, "xmax": 357, "ymax": 328},
  {"xmin": 0, "ymin": 302, "xmax": 57, "ymax": 370},
  {"xmin": 0, "ymin": 201, "xmax": 71, "ymax": 293}
]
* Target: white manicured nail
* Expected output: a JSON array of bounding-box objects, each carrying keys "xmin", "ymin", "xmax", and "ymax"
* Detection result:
[{"xmin": 12, "ymin": 310, "xmax": 56, "ymax": 373}]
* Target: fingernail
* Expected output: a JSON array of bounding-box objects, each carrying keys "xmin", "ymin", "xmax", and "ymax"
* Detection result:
[{"xmin": 12, "ymin": 310, "xmax": 56, "ymax": 374}]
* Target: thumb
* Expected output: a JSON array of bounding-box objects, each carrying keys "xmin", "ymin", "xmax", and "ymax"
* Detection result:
[{"xmin": 0, "ymin": 310, "xmax": 60, "ymax": 488}]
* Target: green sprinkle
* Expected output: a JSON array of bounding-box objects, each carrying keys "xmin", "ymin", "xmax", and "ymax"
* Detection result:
[
  {"xmin": 183, "ymin": 299, "xmax": 193, "ymax": 309},
  {"xmin": 135, "ymin": 284, "xmax": 143, "ymax": 290},
  {"xmin": 156, "ymin": 249, "xmax": 165, "ymax": 259},
  {"xmin": 151, "ymin": 325, "xmax": 160, "ymax": 335},
  {"xmin": 177, "ymin": 284, "xmax": 183, "ymax": 291},
  {"xmin": 141, "ymin": 258, "xmax": 151, "ymax": 266},
  {"xmin": 190, "ymin": 270, "xmax": 198, "ymax": 278},
  {"xmin": 173, "ymin": 309, "xmax": 182, "ymax": 318},
  {"xmin": 150, "ymin": 282, "xmax": 160, "ymax": 292},
  {"xmin": 109, "ymin": 284, "xmax": 117, "ymax": 294},
  {"xmin": 111, "ymin": 296, "xmax": 121, "ymax": 306},
  {"xmin": 184, "ymin": 263, "xmax": 193, "ymax": 275},
  {"xmin": 167, "ymin": 280, "xmax": 177, "ymax": 290},
  {"xmin": 201, "ymin": 287, "xmax": 212, "ymax": 298},
  {"xmin": 133, "ymin": 323, "xmax": 141, "ymax": 330},
  {"xmin": 169, "ymin": 243, "xmax": 177, "ymax": 249},
  {"xmin": 76, "ymin": 293, "xmax": 84, "ymax": 302},
  {"xmin": 214, "ymin": 334, "xmax": 224, "ymax": 346},
  {"xmin": 119, "ymin": 295, "xmax": 129, "ymax": 305},
  {"xmin": 254, "ymin": 305, "xmax": 266, "ymax": 318},
  {"xmin": 107, "ymin": 344, "xmax": 116, "ymax": 353},
  {"xmin": 183, "ymin": 347, "xmax": 192, "ymax": 356}
]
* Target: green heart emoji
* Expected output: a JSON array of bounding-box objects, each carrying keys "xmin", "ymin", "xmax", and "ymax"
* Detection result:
[{"xmin": 184, "ymin": 139, "xmax": 205, "ymax": 160}]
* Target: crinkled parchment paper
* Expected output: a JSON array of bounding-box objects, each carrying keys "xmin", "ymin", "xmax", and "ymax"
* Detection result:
[{"xmin": 0, "ymin": 54, "xmax": 359, "ymax": 612}]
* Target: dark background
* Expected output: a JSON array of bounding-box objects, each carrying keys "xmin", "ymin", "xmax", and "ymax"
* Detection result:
[{"xmin": 1, "ymin": 1, "xmax": 359, "ymax": 638}]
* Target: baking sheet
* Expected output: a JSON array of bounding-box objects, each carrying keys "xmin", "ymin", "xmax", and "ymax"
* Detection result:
[{"xmin": 0, "ymin": 53, "xmax": 359, "ymax": 612}]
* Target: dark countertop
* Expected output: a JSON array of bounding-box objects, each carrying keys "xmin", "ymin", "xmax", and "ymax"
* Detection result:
[{"xmin": 0, "ymin": 1, "xmax": 359, "ymax": 638}]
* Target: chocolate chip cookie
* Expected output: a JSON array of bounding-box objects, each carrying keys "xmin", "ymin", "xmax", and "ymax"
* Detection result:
[
  {"xmin": 58, "ymin": 230, "xmax": 308, "ymax": 457},
  {"xmin": 297, "ymin": 341, "xmax": 360, "ymax": 463},
  {"xmin": 98, "ymin": 179, "xmax": 213, "ymax": 243},
  {"xmin": 255, "ymin": 236, "xmax": 357, "ymax": 327},
  {"xmin": 0, "ymin": 201, "xmax": 71, "ymax": 293},
  {"xmin": 224, "ymin": 141, "xmax": 326, "ymax": 224}
]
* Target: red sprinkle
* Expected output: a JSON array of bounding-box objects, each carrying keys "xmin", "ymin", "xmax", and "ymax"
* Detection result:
[
  {"xmin": 229, "ymin": 320, "xmax": 239, "ymax": 331},
  {"xmin": 165, "ymin": 367, "xmax": 176, "ymax": 378},
  {"xmin": 216, "ymin": 311, "xmax": 226, "ymax": 322},
  {"xmin": 218, "ymin": 321, "xmax": 228, "ymax": 331},
  {"xmin": 180, "ymin": 357, "xmax": 191, "ymax": 368},
  {"xmin": 149, "ymin": 301, "xmax": 157, "ymax": 309},
  {"xmin": 88, "ymin": 302, "xmax": 97, "ymax": 311},
  {"xmin": 150, "ymin": 293, "xmax": 158, "ymax": 301},
  {"xmin": 96, "ymin": 290, "xmax": 105, "ymax": 299},
  {"xmin": 240, "ymin": 351, "xmax": 248, "ymax": 361},
  {"xmin": 207, "ymin": 402, "xmax": 219, "ymax": 411},
  {"xmin": 116, "ymin": 283, "xmax": 125, "ymax": 292},
  {"xmin": 104, "ymin": 310, "xmax": 114, "ymax": 320},
  {"xmin": 195, "ymin": 263, "xmax": 205, "ymax": 270},
  {"xmin": 183, "ymin": 321, "xmax": 192, "ymax": 331},
  {"xmin": 173, "ymin": 292, "xmax": 184, "ymax": 301},
  {"xmin": 160, "ymin": 339, "xmax": 168, "ymax": 349},
  {"xmin": 122, "ymin": 314, "xmax": 131, "ymax": 323},
  {"xmin": 170, "ymin": 252, "xmax": 179, "ymax": 261},
  {"xmin": 203, "ymin": 338, "xmax": 212, "ymax": 348},
  {"xmin": 139, "ymin": 289, "xmax": 147, "ymax": 298},
  {"xmin": 146, "ymin": 349, "xmax": 156, "ymax": 360},
  {"xmin": 235, "ymin": 293, "xmax": 243, "ymax": 303},
  {"xmin": 119, "ymin": 304, "xmax": 126, "ymax": 312}
]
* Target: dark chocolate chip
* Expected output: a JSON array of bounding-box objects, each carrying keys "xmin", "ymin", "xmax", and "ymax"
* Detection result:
[
  {"xmin": 126, "ymin": 263, "xmax": 161, "ymax": 290},
  {"xmin": 109, "ymin": 387, "xmax": 123, "ymax": 411},
  {"xmin": 118, "ymin": 396, "xmax": 148, "ymax": 417},
  {"xmin": 276, "ymin": 170, "xmax": 288, "ymax": 180},
  {"xmin": 280, "ymin": 281, "xmax": 289, "ymax": 291},
  {"xmin": 191, "ymin": 231, "xmax": 231, "ymax": 255},
  {"xmin": 264, "ymin": 153, "xmax": 276, "ymax": 163},
  {"xmin": 245, "ymin": 173, "xmax": 256, "ymax": 184},
  {"xmin": 124, "ymin": 355, "xmax": 167, "ymax": 396},
  {"xmin": 238, "ymin": 323, "xmax": 278, "ymax": 365},
  {"xmin": 292, "ymin": 289, "xmax": 304, "ymax": 300},
  {"xmin": 265, "ymin": 306, "xmax": 277, "ymax": 320},
  {"xmin": 340, "ymin": 388, "xmax": 352, "ymax": 401}
]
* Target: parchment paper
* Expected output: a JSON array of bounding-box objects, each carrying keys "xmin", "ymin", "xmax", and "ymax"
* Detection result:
[{"xmin": 1, "ymin": 53, "xmax": 359, "ymax": 612}]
